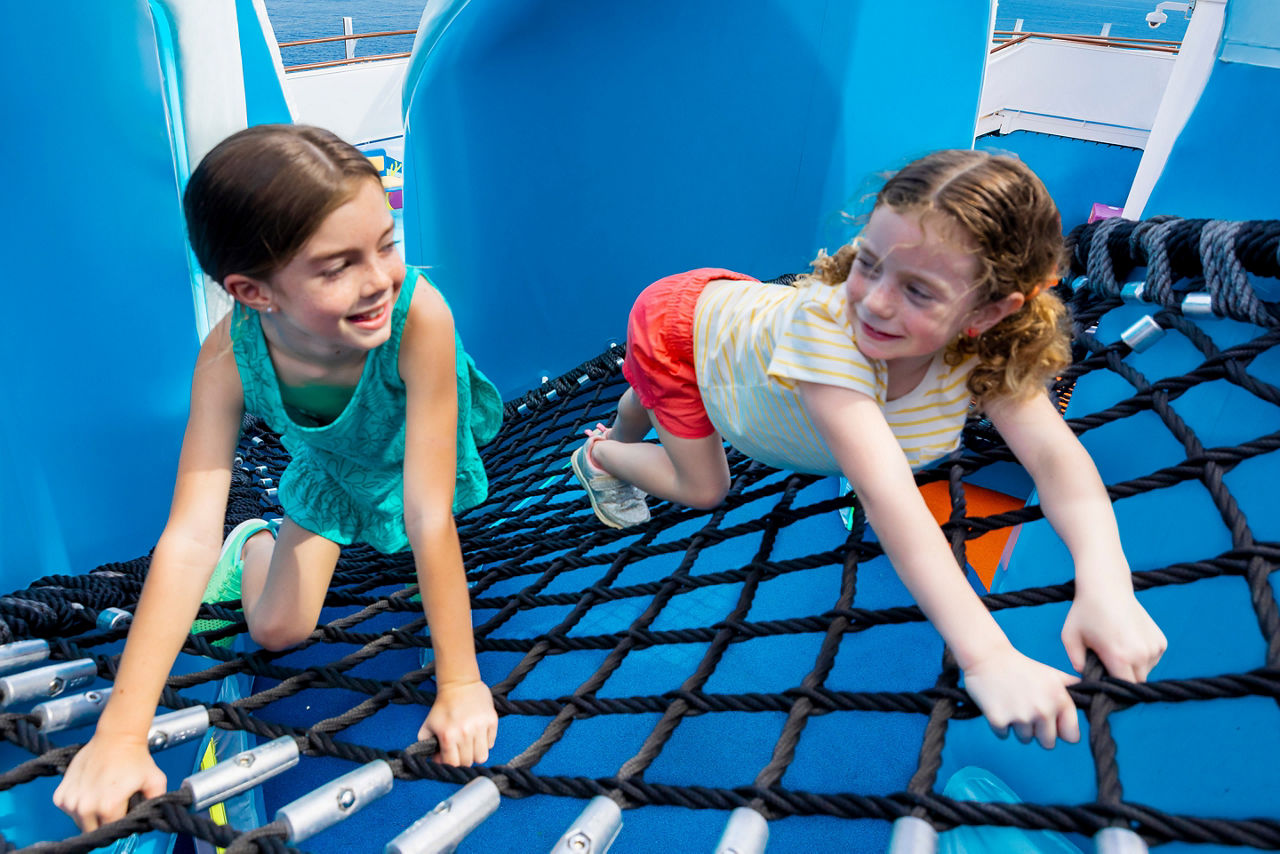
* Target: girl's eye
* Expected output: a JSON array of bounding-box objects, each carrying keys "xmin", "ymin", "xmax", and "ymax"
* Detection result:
[
  {"xmin": 322, "ymin": 262, "xmax": 348, "ymax": 280},
  {"xmin": 853, "ymin": 255, "xmax": 881, "ymax": 277},
  {"xmin": 905, "ymin": 282, "xmax": 935, "ymax": 302}
]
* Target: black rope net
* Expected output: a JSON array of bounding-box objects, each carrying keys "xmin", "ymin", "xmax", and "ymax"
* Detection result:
[{"xmin": 1, "ymin": 216, "xmax": 1279, "ymax": 853}]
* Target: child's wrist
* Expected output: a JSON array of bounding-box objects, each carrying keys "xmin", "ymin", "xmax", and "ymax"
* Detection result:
[{"xmin": 949, "ymin": 632, "xmax": 1016, "ymax": 672}]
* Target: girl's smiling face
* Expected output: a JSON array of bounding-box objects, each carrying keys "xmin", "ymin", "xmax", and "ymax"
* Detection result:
[
  {"xmin": 262, "ymin": 178, "xmax": 406, "ymax": 356},
  {"xmin": 844, "ymin": 206, "xmax": 1012, "ymax": 372}
]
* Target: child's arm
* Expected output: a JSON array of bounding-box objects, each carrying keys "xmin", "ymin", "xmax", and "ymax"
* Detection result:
[
  {"xmin": 399, "ymin": 286, "xmax": 498, "ymax": 766},
  {"xmin": 985, "ymin": 391, "xmax": 1166, "ymax": 681},
  {"xmin": 54, "ymin": 321, "xmax": 245, "ymax": 830},
  {"xmin": 799, "ymin": 381, "xmax": 1081, "ymax": 748}
]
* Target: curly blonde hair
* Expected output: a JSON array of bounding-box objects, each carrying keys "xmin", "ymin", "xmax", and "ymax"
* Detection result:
[{"xmin": 809, "ymin": 150, "xmax": 1072, "ymax": 406}]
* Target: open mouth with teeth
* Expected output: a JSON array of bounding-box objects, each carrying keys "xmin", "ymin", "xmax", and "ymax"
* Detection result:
[{"xmin": 347, "ymin": 304, "xmax": 389, "ymax": 327}]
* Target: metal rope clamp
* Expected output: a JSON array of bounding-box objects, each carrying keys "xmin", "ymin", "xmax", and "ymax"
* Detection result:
[
  {"xmin": 0, "ymin": 659, "xmax": 98, "ymax": 708},
  {"xmin": 1181, "ymin": 292, "xmax": 1214, "ymax": 316},
  {"xmin": 181, "ymin": 735, "xmax": 300, "ymax": 811},
  {"xmin": 0, "ymin": 640, "xmax": 51, "ymax": 677},
  {"xmin": 31, "ymin": 688, "xmax": 113, "ymax": 732},
  {"xmin": 148, "ymin": 706, "xmax": 212, "ymax": 751},
  {"xmin": 552, "ymin": 796, "xmax": 622, "ymax": 853},
  {"xmin": 276, "ymin": 758, "xmax": 394, "ymax": 842},
  {"xmin": 384, "ymin": 776, "xmax": 501, "ymax": 854},
  {"xmin": 888, "ymin": 815, "xmax": 938, "ymax": 854},
  {"xmin": 714, "ymin": 807, "xmax": 769, "ymax": 854},
  {"xmin": 1119, "ymin": 315, "xmax": 1165, "ymax": 353}
]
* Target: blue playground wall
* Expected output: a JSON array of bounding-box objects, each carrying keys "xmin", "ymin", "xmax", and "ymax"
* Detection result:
[
  {"xmin": 0, "ymin": 2, "xmax": 194, "ymax": 591},
  {"xmin": 1143, "ymin": 0, "xmax": 1280, "ymax": 221},
  {"xmin": 400, "ymin": 0, "xmax": 993, "ymax": 397}
]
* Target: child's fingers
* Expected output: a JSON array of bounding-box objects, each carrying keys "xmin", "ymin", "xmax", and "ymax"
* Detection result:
[
  {"xmin": 1061, "ymin": 631, "xmax": 1087, "ymax": 674},
  {"xmin": 1057, "ymin": 701, "xmax": 1081, "ymax": 744},
  {"xmin": 472, "ymin": 731, "xmax": 490, "ymax": 765},
  {"xmin": 434, "ymin": 733, "xmax": 462, "ymax": 766}
]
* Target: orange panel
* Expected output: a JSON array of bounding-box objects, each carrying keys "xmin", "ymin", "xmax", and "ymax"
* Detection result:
[{"xmin": 918, "ymin": 480, "xmax": 1025, "ymax": 590}]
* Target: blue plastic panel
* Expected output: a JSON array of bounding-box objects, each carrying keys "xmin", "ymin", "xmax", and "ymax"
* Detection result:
[
  {"xmin": 1143, "ymin": 60, "xmax": 1280, "ymax": 220},
  {"xmin": 401, "ymin": 0, "xmax": 991, "ymax": 396},
  {"xmin": 0, "ymin": 1, "xmax": 194, "ymax": 590}
]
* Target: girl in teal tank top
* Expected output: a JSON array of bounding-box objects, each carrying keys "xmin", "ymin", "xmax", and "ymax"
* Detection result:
[{"xmin": 55, "ymin": 126, "xmax": 502, "ymax": 832}]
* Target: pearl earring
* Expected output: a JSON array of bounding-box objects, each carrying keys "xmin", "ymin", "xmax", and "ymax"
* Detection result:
[{"xmin": 264, "ymin": 306, "xmax": 274, "ymax": 314}]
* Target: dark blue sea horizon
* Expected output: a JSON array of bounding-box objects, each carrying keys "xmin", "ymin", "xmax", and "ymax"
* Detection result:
[{"xmin": 263, "ymin": 0, "xmax": 1190, "ymax": 67}]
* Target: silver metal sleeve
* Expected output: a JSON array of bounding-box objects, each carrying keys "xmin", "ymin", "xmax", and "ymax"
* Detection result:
[
  {"xmin": 0, "ymin": 639, "xmax": 51, "ymax": 676},
  {"xmin": 551, "ymin": 796, "xmax": 623, "ymax": 854},
  {"xmin": 0, "ymin": 659, "xmax": 98, "ymax": 708},
  {"xmin": 1095, "ymin": 827, "xmax": 1150, "ymax": 854},
  {"xmin": 1182, "ymin": 292, "xmax": 1214, "ymax": 316},
  {"xmin": 32, "ymin": 688, "xmax": 113, "ymax": 732},
  {"xmin": 714, "ymin": 807, "xmax": 768, "ymax": 854},
  {"xmin": 1120, "ymin": 315, "xmax": 1165, "ymax": 352},
  {"xmin": 148, "ymin": 706, "xmax": 211, "ymax": 751},
  {"xmin": 888, "ymin": 816, "xmax": 938, "ymax": 854},
  {"xmin": 1120, "ymin": 281, "xmax": 1147, "ymax": 301},
  {"xmin": 181, "ymin": 735, "xmax": 300, "ymax": 811},
  {"xmin": 384, "ymin": 776, "xmax": 501, "ymax": 854},
  {"xmin": 96, "ymin": 608, "xmax": 133, "ymax": 631},
  {"xmin": 275, "ymin": 758, "xmax": 394, "ymax": 842}
]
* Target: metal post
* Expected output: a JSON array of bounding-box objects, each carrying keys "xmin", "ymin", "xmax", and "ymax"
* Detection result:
[{"xmin": 343, "ymin": 16, "xmax": 356, "ymax": 60}]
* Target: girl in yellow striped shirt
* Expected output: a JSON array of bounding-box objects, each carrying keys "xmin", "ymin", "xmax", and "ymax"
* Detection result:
[{"xmin": 571, "ymin": 149, "xmax": 1166, "ymax": 749}]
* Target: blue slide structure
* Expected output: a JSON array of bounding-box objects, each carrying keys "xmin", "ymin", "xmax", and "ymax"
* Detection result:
[
  {"xmin": 400, "ymin": 0, "xmax": 994, "ymax": 397},
  {"xmin": 0, "ymin": 2, "xmax": 194, "ymax": 593}
]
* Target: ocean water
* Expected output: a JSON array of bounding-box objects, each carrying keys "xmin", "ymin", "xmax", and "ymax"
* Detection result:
[
  {"xmin": 263, "ymin": 0, "xmax": 1190, "ymax": 67},
  {"xmin": 264, "ymin": 0, "xmax": 424, "ymax": 67}
]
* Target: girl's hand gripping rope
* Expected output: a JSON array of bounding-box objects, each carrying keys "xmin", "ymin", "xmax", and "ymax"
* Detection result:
[
  {"xmin": 419, "ymin": 678, "xmax": 498, "ymax": 766},
  {"xmin": 1061, "ymin": 586, "xmax": 1167, "ymax": 683},
  {"xmin": 962, "ymin": 647, "xmax": 1082, "ymax": 749},
  {"xmin": 54, "ymin": 732, "xmax": 167, "ymax": 832}
]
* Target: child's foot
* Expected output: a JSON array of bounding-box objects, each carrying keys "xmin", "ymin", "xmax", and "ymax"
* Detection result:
[
  {"xmin": 570, "ymin": 437, "xmax": 650, "ymax": 529},
  {"xmin": 192, "ymin": 518, "xmax": 276, "ymax": 646}
]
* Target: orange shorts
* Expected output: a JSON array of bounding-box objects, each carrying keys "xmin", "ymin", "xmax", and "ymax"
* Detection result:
[{"xmin": 622, "ymin": 268, "xmax": 759, "ymax": 439}]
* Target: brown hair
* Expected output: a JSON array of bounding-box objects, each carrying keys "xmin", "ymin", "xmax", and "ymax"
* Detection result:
[
  {"xmin": 183, "ymin": 124, "xmax": 382, "ymax": 285},
  {"xmin": 809, "ymin": 149, "xmax": 1071, "ymax": 405}
]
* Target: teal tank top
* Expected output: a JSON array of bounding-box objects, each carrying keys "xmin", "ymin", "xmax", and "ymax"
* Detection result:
[{"xmin": 230, "ymin": 268, "xmax": 502, "ymax": 553}]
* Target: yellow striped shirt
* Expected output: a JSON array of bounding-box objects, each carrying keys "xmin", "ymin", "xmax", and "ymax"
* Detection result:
[{"xmin": 693, "ymin": 278, "xmax": 975, "ymax": 474}]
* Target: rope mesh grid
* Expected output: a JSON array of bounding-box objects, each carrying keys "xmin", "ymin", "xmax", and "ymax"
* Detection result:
[{"xmin": 0, "ymin": 217, "xmax": 1278, "ymax": 852}]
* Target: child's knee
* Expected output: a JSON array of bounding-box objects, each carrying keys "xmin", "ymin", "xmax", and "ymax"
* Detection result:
[
  {"xmin": 247, "ymin": 616, "xmax": 310, "ymax": 651},
  {"xmin": 684, "ymin": 478, "xmax": 730, "ymax": 510}
]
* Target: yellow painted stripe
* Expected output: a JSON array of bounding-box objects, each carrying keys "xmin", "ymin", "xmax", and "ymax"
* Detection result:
[{"xmin": 200, "ymin": 737, "xmax": 229, "ymax": 853}]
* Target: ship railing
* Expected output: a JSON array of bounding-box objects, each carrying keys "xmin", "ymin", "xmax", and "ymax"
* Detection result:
[
  {"xmin": 279, "ymin": 28, "xmax": 415, "ymax": 72},
  {"xmin": 278, "ymin": 27, "xmax": 1180, "ymax": 74},
  {"xmin": 991, "ymin": 30, "xmax": 1181, "ymax": 55}
]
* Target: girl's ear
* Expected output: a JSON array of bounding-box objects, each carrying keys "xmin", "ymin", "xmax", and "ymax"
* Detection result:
[
  {"xmin": 224, "ymin": 274, "xmax": 274, "ymax": 313},
  {"xmin": 969, "ymin": 291, "xmax": 1025, "ymax": 335}
]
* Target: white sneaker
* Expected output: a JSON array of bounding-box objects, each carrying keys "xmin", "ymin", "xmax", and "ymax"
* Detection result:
[{"xmin": 570, "ymin": 443, "xmax": 650, "ymax": 528}]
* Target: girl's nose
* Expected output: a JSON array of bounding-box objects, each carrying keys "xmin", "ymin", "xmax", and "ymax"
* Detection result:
[
  {"xmin": 363, "ymin": 259, "xmax": 394, "ymax": 295},
  {"xmin": 862, "ymin": 278, "xmax": 895, "ymax": 317}
]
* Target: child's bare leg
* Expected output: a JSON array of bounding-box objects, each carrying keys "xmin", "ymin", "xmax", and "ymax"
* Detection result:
[
  {"xmin": 240, "ymin": 518, "xmax": 340, "ymax": 651},
  {"xmin": 608, "ymin": 387, "xmax": 652, "ymax": 443},
  {"xmin": 592, "ymin": 417, "xmax": 730, "ymax": 510}
]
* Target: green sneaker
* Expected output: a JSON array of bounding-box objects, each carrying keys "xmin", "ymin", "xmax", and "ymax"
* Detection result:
[{"xmin": 192, "ymin": 518, "xmax": 276, "ymax": 645}]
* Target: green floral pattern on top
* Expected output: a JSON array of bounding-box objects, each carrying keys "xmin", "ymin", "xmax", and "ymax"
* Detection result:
[{"xmin": 231, "ymin": 268, "xmax": 502, "ymax": 553}]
